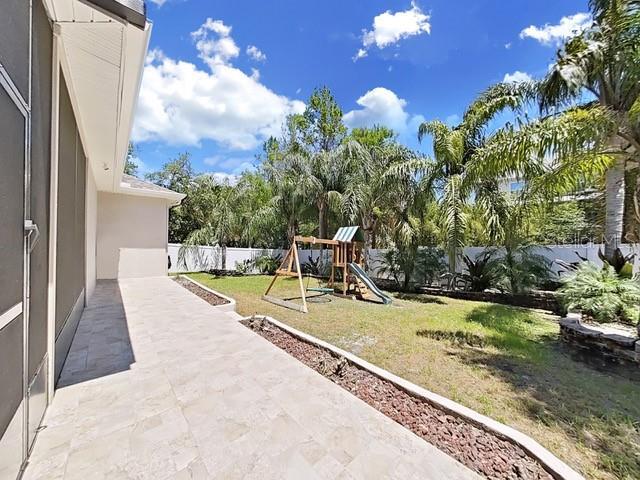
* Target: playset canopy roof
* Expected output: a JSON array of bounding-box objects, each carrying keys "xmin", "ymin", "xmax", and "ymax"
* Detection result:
[{"xmin": 332, "ymin": 226, "xmax": 364, "ymax": 243}]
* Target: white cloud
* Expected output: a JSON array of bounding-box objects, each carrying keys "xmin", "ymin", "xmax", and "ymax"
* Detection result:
[
  {"xmin": 127, "ymin": 156, "xmax": 152, "ymax": 176},
  {"xmin": 503, "ymin": 70, "xmax": 533, "ymax": 83},
  {"xmin": 203, "ymin": 155, "xmax": 254, "ymax": 171},
  {"xmin": 246, "ymin": 45, "xmax": 267, "ymax": 62},
  {"xmin": 519, "ymin": 13, "xmax": 591, "ymax": 46},
  {"xmin": 445, "ymin": 114, "xmax": 460, "ymax": 126},
  {"xmin": 504, "ymin": 42, "xmax": 512, "ymax": 50},
  {"xmin": 208, "ymin": 172, "xmax": 240, "ymax": 185},
  {"xmin": 203, "ymin": 156, "xmax": 257, "ymax": 185},
  {"xmin": 343, "ymin": 87, "xmax": 423, "ymax": 134},
  {"xmin": 355, "ymin": 1, "xmax": 431, "ymax": 61},
  {"xmin": 132, "ymin": 20, "xmax": 305, "ymax": 151},
  {"xmin": 191, "ymin": 18, "xmax": 240, "ymax": 68},
  {"xmin": 354, "ymin": 49, "xmax": 368, "ymax": 61},
  {"xmin": 148, "ymin": 0, "xmax": 167, "ymax": 6}
]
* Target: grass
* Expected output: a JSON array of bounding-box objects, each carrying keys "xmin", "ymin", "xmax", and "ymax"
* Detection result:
[{"xmin": 188, "ymin": 273, "xmax": 640, "ymax": 480}]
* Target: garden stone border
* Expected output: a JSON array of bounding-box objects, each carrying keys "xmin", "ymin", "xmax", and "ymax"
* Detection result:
[
  {"xmin": 560, "ymin": 312, "xmax": 639, "ymax": 364},
  {"xmin": 243, "ymin": 314, "xmax": 584, "ymax": 480},
  {"xmin": 176, "ymin": 274, "xmax": 237, "ymax": 313}
]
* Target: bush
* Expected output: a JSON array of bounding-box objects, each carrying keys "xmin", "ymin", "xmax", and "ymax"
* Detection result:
[
  {"xmin": 460, "ymin": 250, "xmax": 498, "ymax": 292},
  {"xmin": 377, "ymin": 247, "xmax": 416, "ymax": 291},
  {"xmin": 414, "ymin": 247, "xmax": 447, "ymax": 285},
  {"xmin": 253, "ymin": 254, "xmax": 281, "ymax": 275},
  {"xmin": 235, "ymin": 259, "xmax": 253, "ymax": 274},
  {"xmin": 491, "ymin": 245, "xmax": 552, "ymax": 294},
  {"xmin": 559, "ymin": 262, "xmax": 640, "ymax": 325},
  {"xmin": 302, "ymin": 252, "xmax": 332, "ymax": 277}
]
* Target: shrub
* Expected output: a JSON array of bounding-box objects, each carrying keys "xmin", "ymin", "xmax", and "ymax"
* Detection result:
[
  {"xmin": 413, "ymin": 247, "xmax": 447, "ymax": 285},
  {"xmin": 460, "ymin": 250, "xmax": 498, "ymax": 292},
  {"xmin": 235, "ymin": 259, "xmax": 253, "ymax": 274},
  {"xmin": 491, "ymin": 245, "xmax": 552, "ymax": 294},
  {"xmin": 377, "ymin": 247, "xmax": 416, "ymax": 291},
  {"xmin": 559, "ymin": 262, "xmax": 640, "ymax": 325},
  {"xmin": 301, "ymin": 254, "xmax": 331, "ymax": 277},
  {"xmin": 253, "ymin": 254, "xmax": 281, "ymax": 275}
]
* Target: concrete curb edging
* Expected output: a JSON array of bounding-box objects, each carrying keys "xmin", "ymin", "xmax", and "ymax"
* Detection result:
[
  {"xmin": 244, "ymin": 314, "xmax": 584, "ymax": 480},
  {"xmin": 177, "ymin": 275, "xmax": 237, "ymax": 313}
]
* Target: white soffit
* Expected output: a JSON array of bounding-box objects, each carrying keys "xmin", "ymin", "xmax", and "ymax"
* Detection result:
[{"xmin": 45, "ymin": 0, "xmax": 151, "ymax": 192}]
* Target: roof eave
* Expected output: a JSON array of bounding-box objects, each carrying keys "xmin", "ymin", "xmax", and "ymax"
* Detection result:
[
  {"xmin": 117, "ymin": 184, "xmax": 187, "ymax": 206},
  {"xmin": 82, "ymin": 0, "xmax": 146, "ymax": 29}
]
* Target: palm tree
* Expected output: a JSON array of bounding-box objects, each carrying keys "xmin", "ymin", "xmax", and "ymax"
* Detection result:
[
  {"xmin": 181, "ymin": 176, "xmax": 242, "ymax": 270},
  {"xmin": 466, "ymin": 0, "xmax": 640, "ymax": 262},
  {"xmin": 342, "ymin": 127, "xmax": 417, "ymax": 262},
  {"xmin": 381, "ymin": 145, "xmax": 434, "ymax": 275},
  {"xmin": 292, "ymin": 141, "xmax": 363, "ymax": 240},
  {"xmin": 416, "ymin": 120, "xmax": 508, "ymax": 273},
  {"xmin": 252, "ymin": 144, "xmax": 308, "ymax": 246}
]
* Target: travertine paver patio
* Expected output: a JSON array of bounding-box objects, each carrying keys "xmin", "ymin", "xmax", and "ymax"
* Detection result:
[{"xmin": 23, "ymin": 277, "xmax": 478, "ymax": 479}]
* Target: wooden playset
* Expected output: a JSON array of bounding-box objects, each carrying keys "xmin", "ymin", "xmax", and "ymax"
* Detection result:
[{"xmin": 262, "ymin": 226, "xmax": 392, "ymax": 313}]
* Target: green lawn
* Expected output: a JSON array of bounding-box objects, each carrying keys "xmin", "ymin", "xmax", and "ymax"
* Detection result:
[{"xmin": 188, "ymin": 273, "xmax": 640, "ymax": 480}]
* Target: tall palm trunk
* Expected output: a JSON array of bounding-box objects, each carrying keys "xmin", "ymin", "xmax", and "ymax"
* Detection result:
[
  {"xmin": 361, "ymin": 217, "xmax": 375, "ymax": 270},
  {"xmin": 220, "ymin": 244, "xmax": 227, "ymax": 270},
  {"xmin": 318, "ymin": 198, "xmax": 328, "ymax": 240},
  {"xmin": 604, "ymin": 156, "xmax": 626, "ymax": 261},
  {"xmin": 286, "ymin": 216, "xmax": 298, "ymax": 245}
]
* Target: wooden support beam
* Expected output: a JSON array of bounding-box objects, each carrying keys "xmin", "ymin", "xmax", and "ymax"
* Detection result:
[
  {"xmin": 262, "ymin": 295, "xmax": 308, "ymax": 313},
  {"xmin": 294, "ymin": 235, "xmax": 339, "ymax": 245},
  {"xmin": 292, "ymin": 242, "xmax": 308, "ymax": 313},
  {"xmin": 275, "ymin": 270, "xmax": 301, "ymax": 277}
]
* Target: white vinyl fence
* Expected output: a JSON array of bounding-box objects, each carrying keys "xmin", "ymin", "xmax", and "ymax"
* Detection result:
[{"xmin": 169, "ymin": 243, "xmax": 640, "ymax": 277}]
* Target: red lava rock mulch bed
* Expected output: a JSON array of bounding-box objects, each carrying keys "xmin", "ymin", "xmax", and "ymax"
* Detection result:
[
  {"xmin": 174, "ymin": 276, "xmax": 230, "ymax": 306},
  {"xmin": 242, "ymin": 316, "xmax": 553, "ymax": 480}
]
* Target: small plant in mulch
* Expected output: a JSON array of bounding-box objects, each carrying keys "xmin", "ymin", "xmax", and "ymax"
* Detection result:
[{"xmin": 246, "ymin": 315, "xmax": 270, "ymax": 331}]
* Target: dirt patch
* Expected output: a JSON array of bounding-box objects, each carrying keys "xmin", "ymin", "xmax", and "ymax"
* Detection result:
[
  {"xmin": 174, "ymin": 276, "xmax": 230, "ymax": 306},
  {"xmin": 243, "ymin": 316, "xmax": 553, "ymax": 480}
]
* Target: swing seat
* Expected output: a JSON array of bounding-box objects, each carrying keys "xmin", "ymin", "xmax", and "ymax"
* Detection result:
[{"xmin": 307, "ymin": 287, "xmax": 333, "ymax": 293}]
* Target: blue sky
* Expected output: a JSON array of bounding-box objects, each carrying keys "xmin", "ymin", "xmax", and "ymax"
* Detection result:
[{"xmin": 131, "ymin": 0, "xmax": 590, "ymax": 180}]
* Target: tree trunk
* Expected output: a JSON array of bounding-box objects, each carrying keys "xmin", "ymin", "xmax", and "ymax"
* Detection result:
[
  {"xmin": 623, "ymin": 161, "xmax": 640, "ymax": 242},
  {"xmin": 318, "ymin": 199, "xmax": 328, "ymax": 240},
  {"xmin": 287, "ymin": 217, "xmax": 297, "ymax": 245},
  {"xmin": 221, "ymin": 244, "xmax": 227, "ymax": 270},
  {"xmin": 604, "ymin": 156, "xmax": 626, "ymax": 261},
  {"xmin": 361, "ymin": 216, "xmax": 374, "ymax": 270}
]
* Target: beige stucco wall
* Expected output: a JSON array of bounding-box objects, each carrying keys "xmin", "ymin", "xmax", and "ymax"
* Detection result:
[
  {"xmin": 85, "ymin": 164, "xmax": 98, "ymax": 302},
  {"xmin": 97, "ymin": 192, "xmax": 169, "ymax": 279}
]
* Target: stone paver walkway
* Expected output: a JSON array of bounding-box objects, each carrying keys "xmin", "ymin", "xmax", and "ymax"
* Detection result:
[{"xmin": 24, "ymin": 277, "xmax": 477, "ymax": 479}]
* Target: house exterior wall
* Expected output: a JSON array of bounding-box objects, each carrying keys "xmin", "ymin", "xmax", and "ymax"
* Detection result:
[
  {"xmin": 85, "ymin": 165, "xmax": 98, "ymax": 304},
  {"xmin": 0, "ymin": 2, "xmax": 154, "ymax": 477},
  {"xmin": 97, "ymin": 192, "xmax": 170, "ymax": 279}
]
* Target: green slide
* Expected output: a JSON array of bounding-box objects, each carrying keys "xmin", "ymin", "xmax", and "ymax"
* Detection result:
[{"xmin": 348, "ymin": 263, "xmax": 393, "ymax": 305}]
